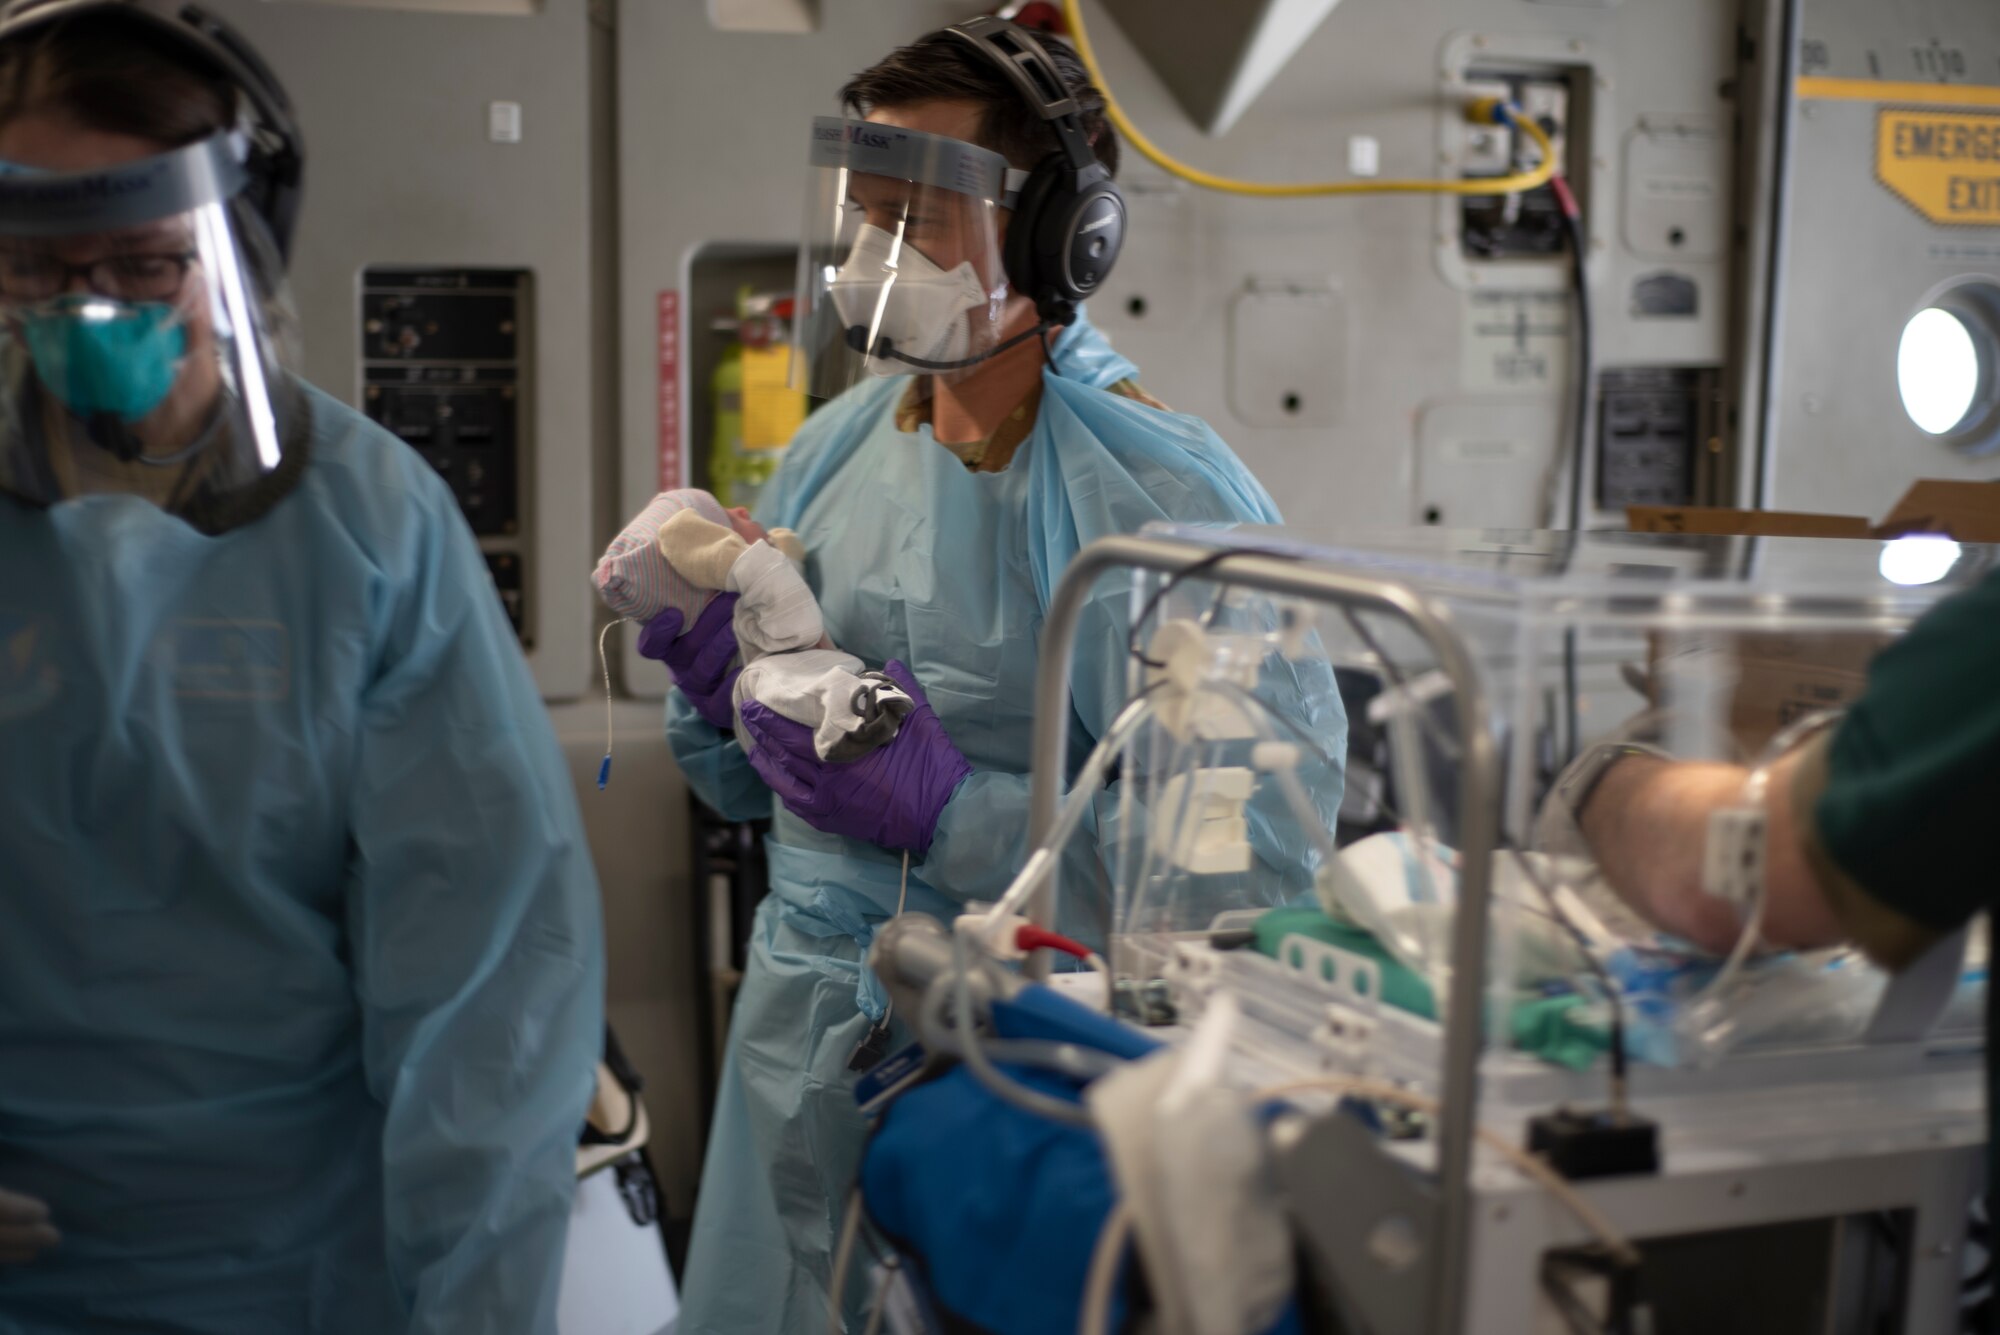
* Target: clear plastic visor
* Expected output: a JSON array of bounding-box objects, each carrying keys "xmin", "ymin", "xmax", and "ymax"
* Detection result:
[
  {"xmin": 792, "ymin": 117, "xmax": 1024, "ymax": 398},
  {"xmin": 0, "ymin": 133, "xmax": 304, "ymax": 532}
]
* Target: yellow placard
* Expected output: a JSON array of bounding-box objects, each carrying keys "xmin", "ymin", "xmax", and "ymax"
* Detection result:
[
  {"xmin": 1875, "ymin": 107, "xmax": 2000, "ymax": 225},
  {"xmin": 738, "ymin": 344, "xmax": 806, "ymax": 450}
]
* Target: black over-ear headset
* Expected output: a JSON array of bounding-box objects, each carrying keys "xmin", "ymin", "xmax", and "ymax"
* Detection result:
[
  {"xmin": 943, "ymin": 16, "xmax": 1125, "ymax": 326},
  {"xmin": 0, "ymin": 0, "xmax": 305, "ymax": 262}
]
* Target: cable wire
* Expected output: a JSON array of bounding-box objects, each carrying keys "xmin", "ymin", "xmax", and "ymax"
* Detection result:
[
  {"xmin": 1080, "ymin": 1199, "xmax": 1135, "ymax": 1335},
  {"xmin": 946, "ymin": 928, "xmax": 1098, "ymax": 1128},
  {"xmin": 594, "ymin": 619, "xmax": 631, "ymax": 790},
  {"xmin": 1504, "ymin": 846, "xmax": 1631, "ymax": 1112},
  {"xmin": 1127, "ymin": 548, "xmax": 1258, "ymax": 668},
  {"xmin": 1553, "ymin": 175, "xmax": 1593, "ymax": 533},
  {"xmin": 1062, "ymin": 0, "xmax": 1557, "ymax": 198},
  {"xmin": 828, "ymin": 1188, "xmax": 864, "ymax": 1335},
  {"xmin": 977, "ymin": 686, "xmax": 1161, "ymax": 938},
  {"xmin": 1675, "ymin": 709, "xmax": 1846, "ymax": 1052}
]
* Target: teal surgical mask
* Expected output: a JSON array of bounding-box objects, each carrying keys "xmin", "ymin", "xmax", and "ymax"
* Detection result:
[{"xmin": 20, "ymin": 295, "xmax": 187, "ymax": 424}]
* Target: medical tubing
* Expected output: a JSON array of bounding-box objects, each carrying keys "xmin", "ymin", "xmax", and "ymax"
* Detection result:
[
  {"xmin": 1678, "ymin": 709, "xmax": 1846, "ymax": 1043},
  {"xmin": 1202, "ymin": 678, "xmax": 1496, "ymax": 994},
  {"xmin": 863, "ymin": 1287, "xmax": 888, "ymax": 1335},
  {"xmin": 977, "ymin": 690, "xmax": 1160, "ymax": 944},
  {"xmin": 926, "ymin": 1029, "xmax": 1126, "ymax": 1083},
  {"xmin": 1554, "ymin": 174, "xmax": 1592, "ymax": 535},
  {"xmin": 1017, "ymin": 924, "xmax": 1093, "ymax": 959},
  {"xmin": 1553, "ymin": 176, "xmax": 1591, "ymax": 792},
  {"xmin": 1127, "ymin": 550, "xmax": 1250, "ymax": 669},
  {"xmin": 1677, "ymin": 778, "xmax": 1768, "ymax": 1042},
  {"xmin": 948, "ymin": 928, "xmax": 1098, "ymax": 1128},
  {"xmin": 1061, "ymin": 0, "xmax": 1557, "ymax": 199},
  {"xmin": 1334, "ymin": 605, "xmax": 1458, "ymax": 971},
  {"xmin": 1080, "ymin": 1199, "xmax": 1136, "ymax": 1335},
  {"xmin": 1504, "ymin": 846, "xmax": 1631, "ymax": 1110},
  {"xmin": 1170, "ymin": 676, "xmax": 1350, "ymax": 936},
  {"xmin": 1117, "ymin": 675, "xmax": 1342, "ymax": 964},
  {"xmin": 875, "ymin": 851, "xmax": 915, "ymax": 1030},
  {"xmin": 595, "ymin": 619, "xmax": 628, "ymax": 789},
  {"xmin": 1119, "ymin": 729, "xmax": 1208, "ymax": 957},
  {"xmin": 1082, "ymin": 950, "xmax": 1113, "ymax": 1011},
  {"xmin": 1202, "ymin": 676, "xmax": 1341, "ymax": 867},
  {"xmin": 828, "ymin": 1188, "xmax": 864, "ymax": 1335},
  {"xmin": 1113, "ymin": 700, "xmax": 1143, "ymax": 977}
]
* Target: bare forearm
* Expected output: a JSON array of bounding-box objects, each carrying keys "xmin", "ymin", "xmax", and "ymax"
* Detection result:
[{"xmin": 1578, "ymin": 748, "xmax": 1843, "ymax": 954}]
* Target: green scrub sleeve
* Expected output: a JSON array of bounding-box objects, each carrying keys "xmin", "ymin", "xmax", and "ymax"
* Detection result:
[{"xmin": 1810, "ymin": 568, "xmax": 2000, "ymax": 944}]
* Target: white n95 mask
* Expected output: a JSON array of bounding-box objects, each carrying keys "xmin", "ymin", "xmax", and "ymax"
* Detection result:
[{"xmin": 827, "ymin": 224, "xmax": 993, "ymax": 377}]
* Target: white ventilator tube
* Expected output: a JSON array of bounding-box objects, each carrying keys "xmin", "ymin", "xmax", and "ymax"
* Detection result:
[{"xmin": 976, "ymin": 691, "xmax": 1160, "ymax": 945}]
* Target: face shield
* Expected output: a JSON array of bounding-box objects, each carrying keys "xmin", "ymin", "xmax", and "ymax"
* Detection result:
[
  {"xmin": 0, "ymin": 131, "xmax": 304, "ymax": 532},
  {"xmin": 793, "ymin": 116, "xmax": 1028, "ymax": 398}
]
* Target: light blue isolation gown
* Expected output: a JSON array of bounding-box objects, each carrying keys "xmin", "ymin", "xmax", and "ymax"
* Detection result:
[
  {"xmin": 0, "ymin": 384, "xmax": 605, "ymax": 1333},
  {"xmin": 669, "ymin": 315, "xmax": 1346, "ymax": 1333}
]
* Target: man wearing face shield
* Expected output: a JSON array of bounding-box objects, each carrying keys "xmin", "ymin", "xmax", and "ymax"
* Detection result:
[
  {"xmin": 0, "ymin": 4, "xmax": 604, "ymax": 1332},
  {"xmin": 653, "ymin": 21, "xmax": 1346, "ymax": 1334}
]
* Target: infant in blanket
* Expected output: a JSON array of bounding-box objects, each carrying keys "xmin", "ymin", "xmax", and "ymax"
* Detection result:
[{"xmin": 593, "ymin": 489, "xmax": 912, "ymax": 761}]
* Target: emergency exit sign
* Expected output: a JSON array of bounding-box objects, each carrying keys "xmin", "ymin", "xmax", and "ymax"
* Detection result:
[{"xmin": 1877, "ymin": 107, "xmax": 2000, "ymax": 225}]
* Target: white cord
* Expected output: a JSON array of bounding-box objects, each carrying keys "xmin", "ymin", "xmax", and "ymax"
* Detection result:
[
  {"xmin": 862, "ymin": 1262, "xmax": 891, "ymax": 1335},
  {"xmin": 595, "ymin": 619, "xmax": 631, "ymax": 789},
  {"xmin": 878, "ymin": 852, "xmax": 913, "ymax": 1030},
  {"xmin": 977, "ymin": 692, "xmax": 1160, "ymax": 943},
  {"xmin": 1085, "ymin": 952, "xmax": 1111, "ymax": 1013},
  {"xmin": 949, "ymin": 926, "xmax": 1097, "ymax": 1128},
  {"xmin": 828, "ymin": 1188, "xmax": 864, "ymax": 1335},
  {"xmin": 1679, "ymin": 709, "xmax": 1845, "ymax": 1045},
  {"xmin": 1079, "ymin": 1199, "xmax": 1135, "ymax": 1335}
]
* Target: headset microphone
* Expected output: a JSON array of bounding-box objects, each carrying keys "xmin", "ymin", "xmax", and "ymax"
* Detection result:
[{"xmin": 845, "ymin": 320, "xmax": 1055, "ymax": 372}]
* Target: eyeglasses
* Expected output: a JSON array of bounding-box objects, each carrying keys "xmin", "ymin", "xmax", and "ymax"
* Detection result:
[{"xmin": 0, "ymin": 251, "xmax": 198, "ymax": 303}]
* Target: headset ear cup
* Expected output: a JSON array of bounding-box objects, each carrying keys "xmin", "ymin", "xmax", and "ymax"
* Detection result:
[
  {"xmin": 1003, "ymin": 154, "xmax": 1068, "ymax": 312},
  {"xmin": 1054, "ymin": 179, "xmax": 1123, "ymax": 301}
]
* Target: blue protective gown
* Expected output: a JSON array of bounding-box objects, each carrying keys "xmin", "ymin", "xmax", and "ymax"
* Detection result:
[
  {"xmin": 669, "ymin": 315, "xmax": 1346, "ymax": 1334},
  {"xmin": 0, "ymin": 384, "xmax": 605, "ymax": 1334}
]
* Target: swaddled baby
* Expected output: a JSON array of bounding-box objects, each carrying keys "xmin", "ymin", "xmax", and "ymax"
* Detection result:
[{"xmin": 593, "ymin": 489, "xmax": 912, "ymax": 761}]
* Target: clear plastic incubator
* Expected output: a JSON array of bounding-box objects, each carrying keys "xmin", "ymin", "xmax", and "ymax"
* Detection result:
[{"xmin": 1005, "ymin": 522, "xmax": 1988, "ymax": 1333}]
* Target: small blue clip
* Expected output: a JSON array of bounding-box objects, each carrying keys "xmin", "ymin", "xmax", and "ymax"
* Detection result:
[{"xmin": 596, "ymin": 754, "xmax": 612, "ymax": 790}]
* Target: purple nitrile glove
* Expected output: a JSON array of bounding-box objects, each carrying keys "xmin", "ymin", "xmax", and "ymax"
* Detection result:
[
  {"xmin": 738, "ymin": 660, "xmax": 974, "ymax": 855},
  {"xmin": 637, "ymin": 593, "xmax": 741, "ymax": 731}
]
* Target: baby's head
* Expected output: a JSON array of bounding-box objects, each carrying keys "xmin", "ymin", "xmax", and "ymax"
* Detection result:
[{"xmin": 726, "ymin": 507, "xmax": 768, "ymax": 545}]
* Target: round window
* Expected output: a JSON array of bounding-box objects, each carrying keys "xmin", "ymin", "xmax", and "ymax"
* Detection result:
[{"xmin": 1898, "ymin": 306, "xmax": 1982, "ymax": 435}]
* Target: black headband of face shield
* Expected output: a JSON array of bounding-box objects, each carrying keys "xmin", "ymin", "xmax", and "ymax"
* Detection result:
[{"xmin": 0, "ymin": 0, "xmax": 306, "ymax": 261}]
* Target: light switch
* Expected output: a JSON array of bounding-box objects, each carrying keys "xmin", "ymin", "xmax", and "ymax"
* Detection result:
[
  {"xmin": 488, "ymin": 101, "xmax": 523, "ymax": 144},
  {"xmin": 1347, "ymin": 135, "xmax": 1380, "ymax": 178}
]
